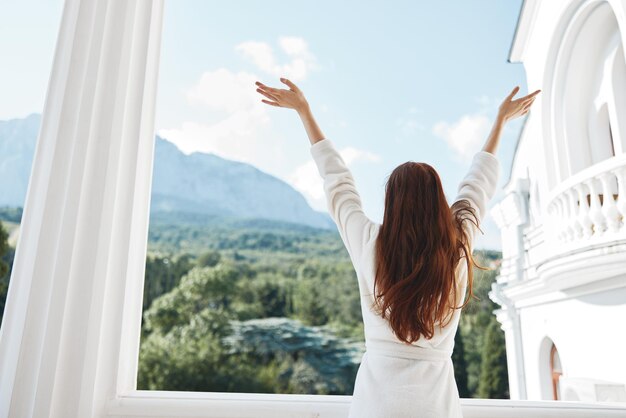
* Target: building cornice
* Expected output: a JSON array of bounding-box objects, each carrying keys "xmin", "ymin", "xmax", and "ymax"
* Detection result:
[
  {"xmin": 509, "ymin": 0, "xmax": 541, "ymax": 63},
  {"xmin": 496, "ymin": 241, "xmax": 626, "ymax": 308}
]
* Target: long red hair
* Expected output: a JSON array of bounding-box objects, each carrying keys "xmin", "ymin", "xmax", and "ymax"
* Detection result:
[{"xmin": 374, "ymin": 161, "xmax": 481, "ymax": 344}]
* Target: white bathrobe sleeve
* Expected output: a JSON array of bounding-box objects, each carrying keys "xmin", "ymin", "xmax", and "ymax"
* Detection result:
[
  {"xmin": 453, "ymin": 151, "xmax": 500, "ymax": 244},
  {"xmin": 310, "ymin": 139, "xmax": 374, "ymax": 265}
]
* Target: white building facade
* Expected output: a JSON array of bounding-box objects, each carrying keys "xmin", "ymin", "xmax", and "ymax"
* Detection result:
[{"xmin": 491, "ymin": 0, "xmax": 626, "ymax": 403}]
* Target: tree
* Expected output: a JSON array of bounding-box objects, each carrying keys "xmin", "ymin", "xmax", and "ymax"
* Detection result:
[
  {"xmin": 477, "ymin": 319, "xmax": 509, "ymax": 399},
  {"xmin": 246, "ymin": 273, "xmax": 293, "ymax": 318},
  {"xmin": 142, "ymin": 264, "xmax": 242, "ymax": 335},
  {"xmin": 0, "ymin": 222, "xmax": 11, "ymax": 325},
  {"xmin": 452, "ymin": 328, "xmax": 470, "ymax": 397},
  {"xmin": 137, "ymin": 308, "xmax": 265, "ymax": 392},
  {"xmin": 293, "ymin": 277, "xmax": 328, "ymax": 326},
  {"xmin": 143, "ymin": 254, "xmax": 193, "ymax": 311},
  {"xmin": 196, "ymin": 250, "xmax": 221, "ymax": 267},
  {"xmin": 0, "ymin": 223, "xmax": 8, "ymax": 278},
  {"xmin": 459, "ymin": 251, "xmax": 504, "ymax": 396}
]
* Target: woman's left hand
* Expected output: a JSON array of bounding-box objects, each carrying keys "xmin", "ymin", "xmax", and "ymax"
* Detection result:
[
  {"xmin": 498, "ymin": 86, "xmax": 541, "ymax": 122},
  {"xmin": 255, "ymin": 78, "xmax": 309, "ymax": 113}
]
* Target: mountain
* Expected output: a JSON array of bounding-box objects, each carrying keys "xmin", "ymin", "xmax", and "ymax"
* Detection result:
[
  {"xmin": 150, "ymin": 136, "xmax": 332, "ymax": 228},
  {"xmin": 0, "ymin": 114, "xmax": 40, "ymax": 206},
  {"xmin": 0, "ymin": 114, "xmax": 333, "ymax": 229}
]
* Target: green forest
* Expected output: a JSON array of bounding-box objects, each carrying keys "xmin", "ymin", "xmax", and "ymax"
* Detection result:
[{"xmin": 0, "ymin": 207, "xmax": 509, "ymax": 398}]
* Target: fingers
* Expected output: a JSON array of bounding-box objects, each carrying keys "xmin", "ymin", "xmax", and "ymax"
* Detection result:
[
  {"xmin": 255, "ymin": 81, "xmax": 282, "ymax": 96},
  {"xmin": 280, "ymin": 77, "xmax": 300, "ymax": 92},
  {"xmin": 521, "ymin": 93, "xmax": 540, "ymax": 108},
  {"xmin": 519, "ymin": 96, "xmax": 536, "ymax": 108},
  {"xmin": 506, "ymin": 86, "xmax": 520, "ymax": 101},
  {"xmin": 519, "ymin": 96, "xmax": 537, "ymax": 115},
  {"xmin": 256, "ymin": 88, "xmax": 279, "ymax": 102},
  {"xmin": 521, "ymin": 89, "xmax": 541, "ymax": 101},
  {"xmin": 261, "ymin": 99, "xmax": 280, "ymax": 107},
  {"xmin": 255, "ymin": 78, "xmax": 301, "ymax": 109},
  {"xmin": 513, "ymin": 90, "xmax": 540, "ymax": 111}
]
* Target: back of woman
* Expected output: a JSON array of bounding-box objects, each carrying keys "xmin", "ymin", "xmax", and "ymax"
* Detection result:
[
  {"xmin": 311, "ymin": 142, "xmax": 499, "ymax": 418},
  {"xmin": 255, "ymin": 79, "xmax": 539, "ymax": 417}
]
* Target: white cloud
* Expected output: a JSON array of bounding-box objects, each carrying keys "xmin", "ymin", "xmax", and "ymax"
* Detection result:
[
  {"xmin": 158, "ymin": 68, "xmax": 283, "ymax": 169},
  {"xmin": 236, "ymin": 36, "xmax": 317, "ymax": 81},
  {"xmin": 288, "ymin": 160, "xmax": 325, "ymax": 209},
  {"xmin": 340, "ymin": 147, "xmax": 381, "ymax": 165},
  {"xmin": 157, "ymin": 36, "xmax": 319, "ymax": 180},
  {"xmin": 432, "ymin": 114, "xmax": 491, "ymax": 160},
  {"xmin": 186, "ymin": 68, "xmax": 260, "ymax": 113},
  {"xmin": 288, "ymin": 147, "xmax": 381, "ymax": 211}
]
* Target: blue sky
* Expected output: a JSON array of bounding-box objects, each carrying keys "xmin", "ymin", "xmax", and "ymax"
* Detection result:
[{"xmin": 0, "ymin": 0, "xmax": 527, "ymax": 250}]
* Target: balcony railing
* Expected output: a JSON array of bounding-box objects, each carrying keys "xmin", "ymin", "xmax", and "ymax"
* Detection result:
[
  {"xmin": 105, "ymin": 391, "xmax": 626, "ymax": 418},
  {"xmin": 547, "ymin": 154, "xmax": 626, "ymax": 246}
]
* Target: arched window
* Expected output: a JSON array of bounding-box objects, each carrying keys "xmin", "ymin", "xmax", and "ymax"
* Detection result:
[
  {"xmin": 589, "ymin": 103, "xmax": 615, "ymax": 165},
  {"xmin": 550, "ymin": 343, "xmax": 563, "ymax": 401},
  {"xmin": 546, "ymin": 1, "xmax": 625, "ymax": 182}
]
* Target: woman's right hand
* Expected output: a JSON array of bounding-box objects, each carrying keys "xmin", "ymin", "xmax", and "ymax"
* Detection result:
[
  {"xmin": 255, "ymin": 78, "xmax": 309, "ymax": 114},
  {"xmin": 498, "ymin": 86, "xmax": 541, "ymax": 122}
]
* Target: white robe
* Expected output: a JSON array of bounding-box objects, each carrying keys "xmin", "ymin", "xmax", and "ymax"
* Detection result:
[{"xmin": 310, "ymin": 139, "xmax": 500, "ymax": 418}]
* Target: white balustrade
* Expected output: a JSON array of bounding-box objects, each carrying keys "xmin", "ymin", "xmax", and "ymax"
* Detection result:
[
  {"xmin": 599, "ymin": 172, "xmax": 620, "ymax": 232},
  {"xmin": 586, "ymin": 178, "xmax": 606, "ymax": 234},
  {"xmin": 576, "ymin": 183, "xmax": 594, "ymax": 238},
  {"xmin": 567, "ymin": 188, "xmax": 581, "ymax": 239},
  {"xmin": 617, "ymin": 167, "xmax": 626, "ymax": 221},
  {"xmin": 547, "ymin": 154, "xmax": 626, "ymax": 244}
]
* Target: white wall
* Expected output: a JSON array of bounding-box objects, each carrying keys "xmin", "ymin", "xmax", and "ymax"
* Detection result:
[{"xmin": 519, "ymin": 285, "xmax": 626, "ymax": 400}]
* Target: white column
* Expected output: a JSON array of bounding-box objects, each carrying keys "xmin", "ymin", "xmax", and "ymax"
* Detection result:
[
  {"xmin": 490, "ymin": 184, "xmax": 529, "ymax": 283},
  {"xmin": 0, "ymin": 1, "xmax": 163, "ymax": 417},
  {"xmin": 491, "ymin": 287, "xmax": 527, "ymax": 400}
]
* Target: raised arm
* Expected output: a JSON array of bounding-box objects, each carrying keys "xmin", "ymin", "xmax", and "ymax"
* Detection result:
[
  {"xmin": 455, "ymin": 86, "xmax": 541, "ymax": 241},
  {"xmin": 255, "ymin": 78, "xmax": 374, "ymax": 264},
  {"xmin": 309, "ymin": 139, "xmax": 374, "ymax": 265}
]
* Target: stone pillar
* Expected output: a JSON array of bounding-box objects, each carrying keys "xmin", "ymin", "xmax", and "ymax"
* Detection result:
[
  {"xmin": 492, "ymin": 298, "xmax": 527, "ymax": 400},
  {"xmin": 490, "ymin": 180, "xmax": 530, "ymax": 400},
  {"xmin": 0, "ymin": 1, "xmax": 163, "ymax": 417},
  {"xmin": 490, "ymin": 181, "xmax": 529, "ymax": 285}
]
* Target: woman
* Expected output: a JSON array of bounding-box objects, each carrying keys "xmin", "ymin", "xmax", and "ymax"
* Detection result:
[{"xmin": 255, "ymin": 79, "xmax": 540, "ymax": 417}]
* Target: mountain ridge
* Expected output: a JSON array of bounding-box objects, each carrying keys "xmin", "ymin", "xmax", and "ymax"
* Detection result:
[{"xmin": 0, "ymin": 114, "xmax": 333, "ymax": 230}]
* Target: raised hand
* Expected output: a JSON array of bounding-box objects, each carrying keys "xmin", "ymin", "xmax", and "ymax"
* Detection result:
[
  {"xmin": 255, "ymin": 77, "xmax": 324, "ymax": 145},
  {"xmin": 481, "ymin": 86, "xmax": 541, "ymax": 154},
  {"xmin": 255, "ymin": 78, "xmax": 309, "ymax": 113},
  {"xmin": 498, "ymin": 86, "xmax": 541, "ymax": 122}
]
